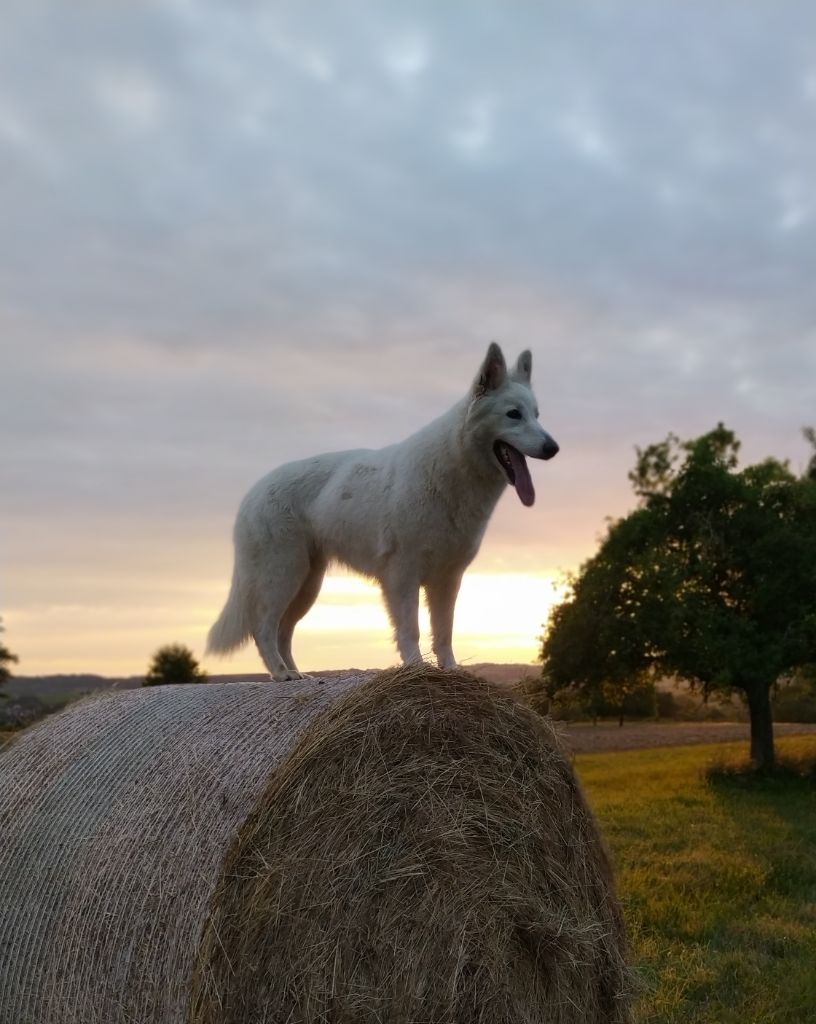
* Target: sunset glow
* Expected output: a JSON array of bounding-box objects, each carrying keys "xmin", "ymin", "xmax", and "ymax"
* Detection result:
[
  {"xmin": 292, "ymin": 571, "xmax": 569, "ymax": 671},
  {"xmin": 5, "ymin": 571, "xmax": 567, "ymax": 678}
]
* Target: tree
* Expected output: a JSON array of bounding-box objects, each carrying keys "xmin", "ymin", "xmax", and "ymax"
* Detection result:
[
  {"xmin": 143, "ymin": 644, "xmax": 207, "ymax": 686},
  {"xmin": 541, "ymin": 510, "xmax": 660, "ymax": 724},
  {"xmin": 541, "ymin": 425, "xmax": 816, "ymax": 770},
  {"xmin": 804, "ymin": 426, "xmax": 816, "ymax": 482},
  {"xmin": 0, "ymin": 617, "xmax": 19, "ymax": 686}
]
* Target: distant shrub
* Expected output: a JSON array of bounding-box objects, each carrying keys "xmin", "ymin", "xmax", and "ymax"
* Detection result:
[
  {"xmin": 143, "ymin": 644, "xmax": 207, "ymax": 686},
  {"xmin": 692, "ymin": 702, "xmax": 729, "ymax": 722},
  {"xmin": 514, "ymin": 675, "xmax": 551, "ymax": 716},
  {"xmin": 0, "ymin": 616, "xmax": 18, "ymax": 685},
  {"xmin": 615, "ymin": 683, "xmax": 657, "ymax": 720},
  {"xmin": 581, "ymin": 682, "xmax": 658, "ymax": 724},
  {"xmin": 521, "ymin": 676, "xmax": 659, "ymax": 723},
  {"xmin": 654, "ymin": 687, "xmax": 747, "ymax": 723},
  {"xmin": 655, "ymin": 690, "xmax": 677, "ymax": 719},
  {"xmin": 549, "ymin": 689, "xmax": 590, "ymax": 722},
  {"xmin": 0, "ymin": 694, "xmax": 48, "ymax": 729},
  {"xmin": 773, "ymin": 679, "xmax": 816, "ymax": 723}
]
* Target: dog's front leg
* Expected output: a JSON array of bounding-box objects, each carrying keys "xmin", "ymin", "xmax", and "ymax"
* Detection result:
[
  {"xmin": 380, "ymin": 573, "xmax": 423, "ymax": 665},
  {"xmin": 426, "ymin": 572, "xmax": 463, "ymax": 670}
]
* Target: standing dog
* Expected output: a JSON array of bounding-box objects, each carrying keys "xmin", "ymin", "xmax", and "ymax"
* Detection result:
[{"xmin": 207, "ymin": 343, "xmax": 558, "ymax": 679}]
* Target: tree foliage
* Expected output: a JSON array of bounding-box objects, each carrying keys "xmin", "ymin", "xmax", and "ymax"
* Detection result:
[
  {"xmin": 541, "ymin": 425, "xmax": 816, "ymax": 769},
  {"xmin": 0, "ymin": 617, "xmax": 19, "ymax": 685},
  {"xmin": 804, "ymin": 426, "xmax": 816, "ymax": 482},
  {"xmin": 143, "ymin": 644, "xmax": 207, "ymax": 686}
]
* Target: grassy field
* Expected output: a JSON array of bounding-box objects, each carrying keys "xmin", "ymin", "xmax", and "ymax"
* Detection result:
[{"xmin": 577, "ymin": 737, "xmax": 816, "ymax": 1023}]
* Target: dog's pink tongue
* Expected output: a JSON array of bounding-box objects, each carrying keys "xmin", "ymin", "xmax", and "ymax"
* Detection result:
[{"xmin": 509, "ymin": 447, "xmax": 535, "ymax": 506}]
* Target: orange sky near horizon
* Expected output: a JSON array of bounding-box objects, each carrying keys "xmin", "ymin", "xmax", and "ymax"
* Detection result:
[{"xmin": 5, "ymin": 569, "xmax": 568, "ymax": 678}]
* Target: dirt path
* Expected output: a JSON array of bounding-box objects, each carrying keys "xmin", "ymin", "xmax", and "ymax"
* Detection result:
[{"xmin": 557, "ymin": 720, "xmax": 816, "ymax": 754}]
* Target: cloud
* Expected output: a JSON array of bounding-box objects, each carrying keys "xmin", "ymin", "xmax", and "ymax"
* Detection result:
[{"xmin": 382, "ymin": 32, "xmax": 430, "ymax": 80}]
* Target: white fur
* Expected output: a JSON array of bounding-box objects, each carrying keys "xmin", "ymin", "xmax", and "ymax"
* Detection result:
[{"xmin": 207, "ymin": 343, "xmax": 558, "ymax": 680}]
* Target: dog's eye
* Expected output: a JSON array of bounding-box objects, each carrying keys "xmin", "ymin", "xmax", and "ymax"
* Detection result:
[{"xmin": 506, "ymin": 409, "xmax": 522, "ymax": 420}]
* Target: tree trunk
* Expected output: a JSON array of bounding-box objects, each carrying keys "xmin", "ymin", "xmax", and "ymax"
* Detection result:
[{"xmin": 746, "ymin": 684, "xmax": 775, "ymax": 771}]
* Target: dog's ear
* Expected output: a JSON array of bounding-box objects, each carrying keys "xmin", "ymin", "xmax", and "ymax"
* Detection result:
[
  {"xmin": 474, "ymin": 342, "xmax": 507, "ymax": 394},
  {"xmin": 512, "ymin": 350, "xmax": 532, "ymax": 385}
]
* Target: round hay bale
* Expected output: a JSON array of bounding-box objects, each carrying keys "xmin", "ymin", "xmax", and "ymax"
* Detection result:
[{"xmin": 0, "ymin": 666, "xmax": 631, "ymax": 1023}]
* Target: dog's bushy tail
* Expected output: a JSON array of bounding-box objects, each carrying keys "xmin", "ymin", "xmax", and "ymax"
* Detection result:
[{"xmin": 207, "ymin": 566, "xmax": 251, "ymax": 655}]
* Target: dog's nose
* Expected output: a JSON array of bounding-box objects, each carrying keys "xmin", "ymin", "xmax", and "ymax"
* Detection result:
[{"xmin": 541, "ymin": 438, "xmax": 559, "ymax": 460}]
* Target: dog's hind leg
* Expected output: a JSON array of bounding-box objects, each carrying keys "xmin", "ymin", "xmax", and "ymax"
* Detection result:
[
  {"xmin": 426, "ymin": 571, "xmax": 463, "ymax": 670},
  {"xmin": 277, "ymin": 556, "xmax": 327, "ymax": 672},
  {"xmin": 250, "ymin": 535, "xmax": 315, "ymax": 682},
  {"xmin": 380, "ymin": 569, "xmax": 423, "ymax": 666}
]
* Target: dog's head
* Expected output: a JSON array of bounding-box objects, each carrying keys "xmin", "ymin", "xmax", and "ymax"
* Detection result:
[{"xmin": 468, "ymin": 342, "xmax": 558, "ymax": 507}]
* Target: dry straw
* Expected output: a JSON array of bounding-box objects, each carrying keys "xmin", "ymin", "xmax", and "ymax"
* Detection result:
[{"xmin": 0, "ymin": 666, "xmax": 631, "ymax": 1023}]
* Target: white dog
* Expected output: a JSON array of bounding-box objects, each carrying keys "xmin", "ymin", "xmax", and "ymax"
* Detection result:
[{"xmin": 207, "ymin": 343, "xmax": 558, "ymax": 680}]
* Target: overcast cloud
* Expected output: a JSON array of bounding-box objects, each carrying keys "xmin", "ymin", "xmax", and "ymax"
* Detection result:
[{"xmin": 2, "ymin": 1, "xmax": 815, "ymax": 672}]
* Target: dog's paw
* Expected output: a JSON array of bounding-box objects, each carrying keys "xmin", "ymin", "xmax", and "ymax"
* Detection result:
[
  {"xmin": 269, "ymin": 669, "xmax": 311, "ymax": 682},
  {"xmin": 436, "ymin": 654, "xmax": 458, "ymax": 671}
]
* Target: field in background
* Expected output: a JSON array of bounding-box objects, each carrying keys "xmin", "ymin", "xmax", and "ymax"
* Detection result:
[
  {"xmin": 562, "ymin": 720, "xmax": 816, "ymax": 754},
  {"xmin": 578, "ymin": 737, "xmax": 816, "ymax": 1023}
]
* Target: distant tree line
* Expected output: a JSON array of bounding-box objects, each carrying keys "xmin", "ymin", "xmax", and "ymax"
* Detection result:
[{"xmin": 540, "ymin": 425, "xmax": 816, "ymax": 771}]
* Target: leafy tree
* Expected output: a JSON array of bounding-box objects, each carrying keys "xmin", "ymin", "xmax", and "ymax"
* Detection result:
[
  {"xmin": 541, "ymin": 425, "xmax": 816, "ymax": 770},
  {"xmin": 0, "ymin": 617, "xmax": 19, "ymax": 686},
  {"xmin": 143, "ymin": 644, "xmax": 207, "ymax": 686},
  {"xmin": 804, "ymin": 426, "xmax": 816, "ymax": 482}
]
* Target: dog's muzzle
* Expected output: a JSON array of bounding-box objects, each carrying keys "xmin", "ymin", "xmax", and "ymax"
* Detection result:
[{"xmin": 541, "ymin": 437, "xmax": 559, "ymax": 461}]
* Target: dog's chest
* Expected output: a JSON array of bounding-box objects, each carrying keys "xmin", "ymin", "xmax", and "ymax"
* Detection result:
[{"xmin": 405, "ymin": 500, "xmax": 492, "ymax": 569}]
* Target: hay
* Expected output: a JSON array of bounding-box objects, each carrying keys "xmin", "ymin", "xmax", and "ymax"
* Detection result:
[{"xmin": 0, "ymin": 667, "xmax": 631, "ymax": 1023}]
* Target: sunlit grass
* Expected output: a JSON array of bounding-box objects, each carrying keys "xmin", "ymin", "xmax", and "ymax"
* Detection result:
[{"xmin": 577, "ymin": 737, "xmax": 816, "ymax": 1023}]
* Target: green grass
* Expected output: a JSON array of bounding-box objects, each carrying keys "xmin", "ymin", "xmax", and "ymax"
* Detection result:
[{"xmin": 576, "ymin": 737, "xmax": 816, "ymax": 1023}]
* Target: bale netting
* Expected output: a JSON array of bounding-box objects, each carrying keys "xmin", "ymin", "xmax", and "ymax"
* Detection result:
[{"xmin": 0, "ymin": 666, "xmax": 632, "ymax": 1024}]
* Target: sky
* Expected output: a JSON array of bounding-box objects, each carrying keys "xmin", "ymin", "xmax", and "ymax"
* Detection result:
[{"xmin": 2, "ymin": 1, "xmax": 815, "ymax": 677}]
